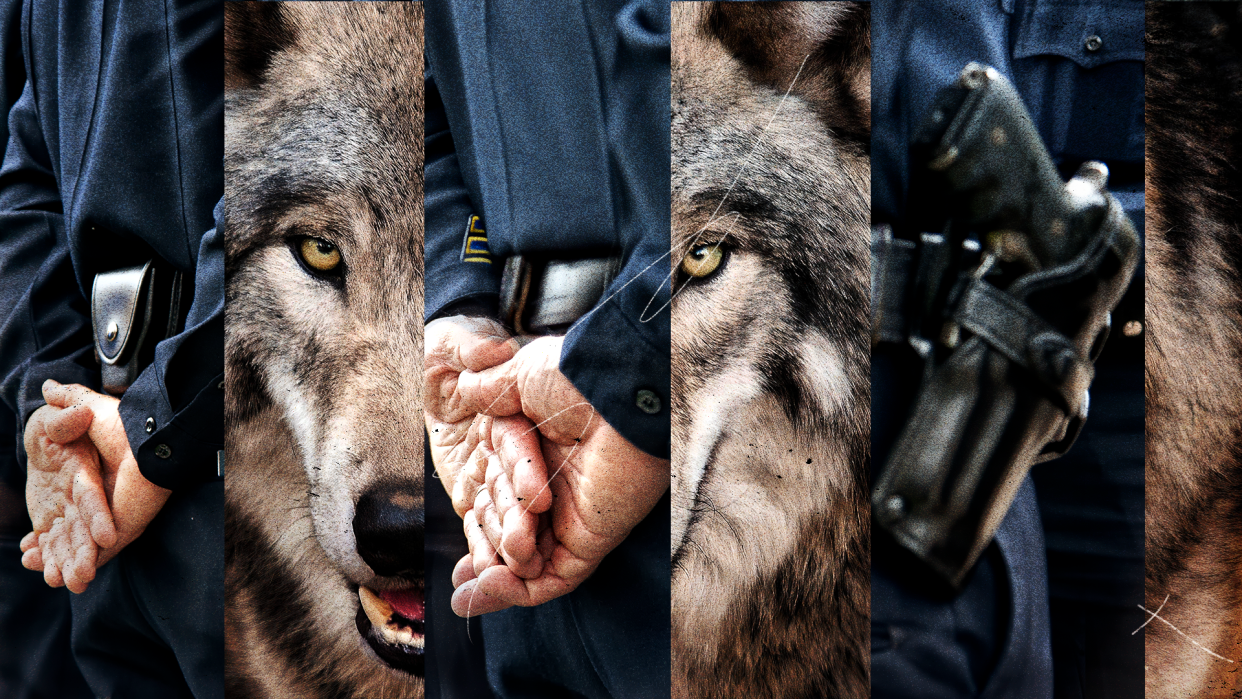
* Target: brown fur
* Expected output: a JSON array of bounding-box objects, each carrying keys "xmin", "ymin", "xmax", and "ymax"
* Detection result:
[
  {"xmin": 670, "ymin": 3, "xmax": 870, "ymax": 697},
  {"xmin": 223, "ymin": 4, "xmax": 425, "ymax": 697},
  {"xmin": 1145, "ymin": 3, "xmax": 1242, "ymax": 696}
]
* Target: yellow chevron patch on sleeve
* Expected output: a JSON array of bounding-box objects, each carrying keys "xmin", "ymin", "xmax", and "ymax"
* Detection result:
[{"xmin": 460, "ymin": 215, "xmax": 492, "ymax": 264}]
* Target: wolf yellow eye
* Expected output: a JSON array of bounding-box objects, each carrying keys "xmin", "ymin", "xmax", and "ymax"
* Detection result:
[
  {"xmin": 680, "ymin": 243, "xmax": 724, "ymax": 278},
  {"xmin": 299, "ymin": 237, "xmax": 342, "ymax": 272}
]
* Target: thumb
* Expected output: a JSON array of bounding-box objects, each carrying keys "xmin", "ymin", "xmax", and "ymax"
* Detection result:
[
  {"xmin": 42, "ymin": 380, "xmax": 97, "ymax": 410},
  {"xmin": 456, "ymin": 359, "xmax": 524, "ymax": 417}
]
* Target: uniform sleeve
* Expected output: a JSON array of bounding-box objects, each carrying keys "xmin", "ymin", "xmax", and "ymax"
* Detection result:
[
  {"xmin": 115, "ymin": 198, "xmax": 224, "ymax": 490},
  {"xmin": 560, "ymin": 237, "xmax": 671, "ymax": 460},
  {"xmin": 559, "ymin": 4, "xmax": 671, "ymax": 461},
  {"xmin": 424, "ymin": 67, "xmax": 501, "ymax": 322},
  {"xmin": 0, "ymin": 78, "xmax": 97, "ymax": 441}
]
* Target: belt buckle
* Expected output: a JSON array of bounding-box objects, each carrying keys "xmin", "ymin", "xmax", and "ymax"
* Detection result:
[{"xmin": 499, "ymin": 254, "xmax": 621, "ymax": 337}]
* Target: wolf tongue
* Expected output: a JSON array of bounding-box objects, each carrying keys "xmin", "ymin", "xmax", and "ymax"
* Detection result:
[{"xmin": 378, "ymin": 588, "xmax": 424, "ymax": 622}]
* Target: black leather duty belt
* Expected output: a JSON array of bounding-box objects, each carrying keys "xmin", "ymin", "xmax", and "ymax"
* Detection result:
[{"xmin": 499, "ymin": 254, "xmax": 622, "ymax": 337}]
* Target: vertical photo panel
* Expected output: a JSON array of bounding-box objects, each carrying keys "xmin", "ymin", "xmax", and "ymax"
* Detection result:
[
  {"xmin": 421, "ymin": 0, "xmax": 672, "ymax": 697},
  {"xmin": 671, "ymin": 2, "xmax": 871, "ymax": 697},
  {"xmin": 870, "ymin": 0, "xmax": 1144, "ymax": 697},
  {"xmin": 1146, "ymin": 2, "xmax": 1242, "ymax": 695},
  {"xmin": 224, "ymin": 3, "xmax": 425, "ymax": 697}
]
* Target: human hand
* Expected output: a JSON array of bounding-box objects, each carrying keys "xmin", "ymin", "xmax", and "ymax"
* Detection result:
[
  {"xmin": 21, "ymin": 381, "xmax": 171, "ymax": 591},
  {"xmin": 21, "ymin": 393, "xmax": 115, "ymax": 592},
  {"xmin": 450, "ymin": 336, "xmax": 669, "ymax": 616},
  {"xmin": 457, "ymin": 414, "xmax": 553, "ymax": 582},
  {"xmin": 423, "ymin": 315, "xmax": 520, "ymax": 518}
]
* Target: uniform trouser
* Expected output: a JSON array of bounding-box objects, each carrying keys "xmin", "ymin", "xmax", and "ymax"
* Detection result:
[
  {"xmin": 426, "ymin": 439, "xmax": 494, "ymax": 699},
  {"xmin": 70, "ymin": 480, "xmax": 223, "ymax": 699},
  {"xmin": 872, "ymin": 477, "xmax": 1052, "ymax": 699},
  {"xmin": 0, "ymin": 530, "xmax": 94, "ymax": 699},
  {"xmin": 1048, "ymin": 600, "xmax": 1144, "ymax": 699},
  {"xmin": 481, "ymin": 493, "xmax": 671, "ymax": 699}
]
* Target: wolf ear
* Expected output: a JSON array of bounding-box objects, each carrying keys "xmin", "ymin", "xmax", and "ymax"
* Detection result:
[
  {"xmin": 707, "ymin": 1, "xmax": 870, "ymax": 143},
  {"xmin": 225, "ymin": 3, "xmax": 295, "ymax": 91}
]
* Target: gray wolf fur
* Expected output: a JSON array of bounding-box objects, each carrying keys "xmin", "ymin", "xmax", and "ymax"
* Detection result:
[
  {"xmin": 1145, "ymin": 3, "xmax": 1242, "ymax": 696},
  {"xmin": 670, "ymin": 3, "xmax": 871, "ymax": 697},
  {"xmin": 222, "ymin": 3, "xmax": 425, "ymax": 697}
]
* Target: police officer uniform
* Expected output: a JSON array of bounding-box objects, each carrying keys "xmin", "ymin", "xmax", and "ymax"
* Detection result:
[
  {"xmin": 871, "ymin": 0, "xmax": 1143, "ymax": 696},
  {"xmin": 0, "ymin": 0, "xmax": 92, "ymax": 694},
  {"xmin": 0, "ymin": 1, "xmax": 224, "ymax": 697},
  {"xmin": 424, "ymin": 1, "xmax": 671, "ymax": 696}
]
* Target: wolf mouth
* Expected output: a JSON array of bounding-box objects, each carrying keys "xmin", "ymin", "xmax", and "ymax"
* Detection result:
[{"xmin": 355, "ymin": 585, "xmax": 425, "ymax": 677}]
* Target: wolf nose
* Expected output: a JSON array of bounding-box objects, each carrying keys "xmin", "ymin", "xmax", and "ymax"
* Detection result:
[{"xmin": 353, "ymin": 483, "xmax": 424, "ymax": 579}]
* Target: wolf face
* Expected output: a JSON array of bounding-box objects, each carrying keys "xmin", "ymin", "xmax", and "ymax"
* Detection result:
[
  {"xmin": 223, "ymin": 4, "xmax": 425, "ymax": 697},
  {"xmin": 1145, "ymin": 4, "xmax": 1242, "ymax": 695},
  {"xmin": 670, "ymin": 3, "xmax": 871, "ymax": 697}
]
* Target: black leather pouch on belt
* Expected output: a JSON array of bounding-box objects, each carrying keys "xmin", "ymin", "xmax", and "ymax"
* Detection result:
[
  {"xmin": 92, "ymin": 261, "xmax": 188, "ymax": 396},
  {"xmin": 499, "ymin": 254, "xmax": 622, "ymax": 337}
]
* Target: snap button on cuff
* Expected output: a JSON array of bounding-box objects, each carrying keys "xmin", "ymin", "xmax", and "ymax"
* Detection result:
[
  {"xmin": 1084, "ymin": 34, "xmax": 1102, "ymax": 52},
  {"xmin": 636, "ymin": 389, "xmax": 661, "ymax": 415},
  {"xmin": 145, "ymin": 417, "xmax": 155, "ymax": 434},
  {"xmin": 155, "ymin": 444, "xmax": 172, "ymax": 459}
]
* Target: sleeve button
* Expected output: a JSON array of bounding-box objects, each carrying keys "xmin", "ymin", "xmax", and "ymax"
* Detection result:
[
  {"xmin": 635, "ymin": 389, "xmax": 661, "ymax": 415},
  {"xmin": 145, "ymin": 417, "xmax": 156, "ymax": 434},
  {"xmin": 1084, "ymin": 34, "xmax": 1102, "ymax": 52},
  {"xmin": 155, "ymin": 444, "xmax": 173, "ymax": 459}
]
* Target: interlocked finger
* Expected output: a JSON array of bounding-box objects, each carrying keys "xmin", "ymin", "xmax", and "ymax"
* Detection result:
[{"xmin": 73, "ymin": 462, "xmax": 117, "ymax": 549}]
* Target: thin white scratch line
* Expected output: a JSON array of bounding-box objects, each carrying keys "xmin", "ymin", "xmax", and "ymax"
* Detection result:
[
  {"xmin": 551, "ymin": 52, "xmax": 814, "ymax": 329},
  {"xmin": 1136, "ymin": 594, "xmax": 1236, "ymax": 663},
  {"xmin": 466, "ymin": 400, "xmax": 595, "ymax": 623},
  {"xmin": 462, "ymin": 53, "xmax": 816, "ymax": 622}
]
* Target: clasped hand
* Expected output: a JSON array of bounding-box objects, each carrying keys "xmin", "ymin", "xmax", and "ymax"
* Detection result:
[
  {"xmin": 19, "ymin": 380, "xmax": 170, "ymax": 593},
  {"xmin": 425, "ymin": 316, "xmax": 668, "ymax": 616}
]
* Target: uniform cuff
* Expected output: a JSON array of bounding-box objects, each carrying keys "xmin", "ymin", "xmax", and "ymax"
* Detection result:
[
  {"xmin": 120, "ymin": 371, "xmax": 223, "ymax": 490},
  {"xmin": 560, "ymin": 300, "xmax": 670, "ymax": 459}
]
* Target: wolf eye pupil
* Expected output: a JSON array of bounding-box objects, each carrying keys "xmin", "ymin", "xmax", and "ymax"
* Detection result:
[
  {"xmin": 299, "ymin": 237, "xmax": 342, "ymax": 273},
  {"xmin": 680, "ymin": 243, "xmax": 724, "ymax": 278}
]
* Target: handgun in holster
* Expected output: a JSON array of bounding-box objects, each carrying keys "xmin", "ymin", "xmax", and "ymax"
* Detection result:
[{"xmin": 870, "ymin": 63, "xmax": 1140, "ymax": 589}]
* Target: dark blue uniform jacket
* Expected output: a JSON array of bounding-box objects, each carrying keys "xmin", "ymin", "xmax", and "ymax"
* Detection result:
[
  {"xmin": 0, "ymin": 0, "xmax": 223, "ymax": 491},
  {"xmin": 424, "ymin": 0, "xmax": 671, "ymax": 460},
  {"xmin": 424, "ymin": 2, "xmax": 672, "ymax": 697}
]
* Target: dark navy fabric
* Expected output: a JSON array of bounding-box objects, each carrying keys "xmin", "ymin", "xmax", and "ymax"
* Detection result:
[
  {"xmin": 424, "ymin": 0, "xmax": 671, "ymax": 460},
  {"xmin": 873, "ymin": 0, "xmax": 1144, "ymax": 696},
  {"xmin": 0, "ymin": 535, "xmax": 93, "ymax": 699},
  {"xmin": 0, "ymin": 1, "xmax": 224, "ymax": 696},
  {"xmin": 873, "ymin": 478, "xmax": 1051, "ymax": 699},
  {"xmin": 69, "ymin": 481, "xmax": 224, "ymax": 699},
  {"xmin": 0, "ymin": 0, "xmax": 31, "ymax": 489},
  {"xmin": 480, "ymin": 493, "xmax": 671, "ymax": 699},
  {"xmin": 424, "ymin": 2, "xmax": 671, "ymax": 697},
  {"xmin": 0, "ymin": 0, "xmax": 224, "ymax": 491},
  {"xmin": 0, "ymin": 0, "xmax": 91, "ymax": 695}
]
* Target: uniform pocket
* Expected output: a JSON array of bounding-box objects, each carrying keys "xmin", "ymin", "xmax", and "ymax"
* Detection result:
[{"xmin": 1012, "ymin": 0, "xmax": 1143, "ymax": 69}]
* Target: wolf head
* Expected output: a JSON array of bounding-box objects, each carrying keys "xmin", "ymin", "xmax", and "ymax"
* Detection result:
[
  {"xmin": 223, "ymin": 4, "xmax": 425, "ymax": 697},
  {"xmin": 670, "ymin": 3, "xmax": 871, "ymax": 697}
]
